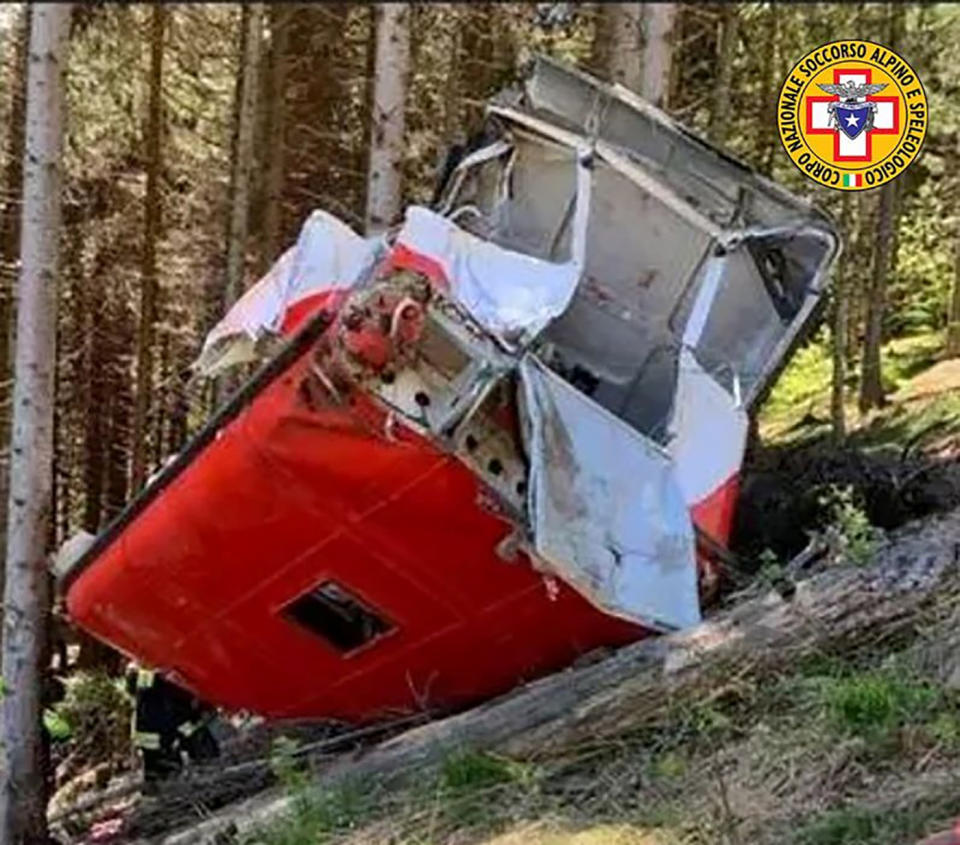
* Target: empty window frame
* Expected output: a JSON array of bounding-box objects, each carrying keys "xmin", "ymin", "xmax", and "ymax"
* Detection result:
[{"xmin": 283, "ymin": 581, "xmax": 393, "ymax": 654}]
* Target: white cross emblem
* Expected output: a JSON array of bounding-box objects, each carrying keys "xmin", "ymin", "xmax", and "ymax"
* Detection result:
[{"xmin": 806, "ymin": 70, "xmax": 898, "ymax": 162}]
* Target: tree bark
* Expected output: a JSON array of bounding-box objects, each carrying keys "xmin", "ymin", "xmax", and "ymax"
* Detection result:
[
  {"xmin": 0, "ymin": 5, "xmax": 30, "ymax": 593},
  {"xmin": 756, "ymin": 3, "xmax": 779, "ymax": 176},
  {"xmin": 831, "ymin": 193, "xmax": 853, "ymax": 444},
  {"xmin": 130, "ymin": 3, "xmax": 165, "ymax": 493},
  {"xmin": 155, "ymin": 510, "xmax": 960, "ymax": 845},
  {"xmin": 592, "ymin": 3, "xmax": 643, "ymax": 92},
  {"xmin": 224, "ymin": 4, "xmax": 263, "ymax": 310},
  {"xmin": 213, "ymin": 3, "xmax": 263, "ymax": 407},
  {"xmin": 258, "ymin": 5, "xmax": 291, "ymax": 274},
  {"xmin": 640, "ymin": 2, "xmax": 675, "ymax": 108},
  {"xmin": 830, "ymin": 285, "xmax": 849, "ymax": 442},
  {"xmin": 858, "ymin": 3, "xmax": 905, "ymax": 413},
  {"xmin": 458, "ymin": 3, "xmax": 495, "ymax": 129},
  {"xmin": 858, "ymin": 174, "xmax": 899, "ymax": 413},
  {"xmin": 365, "ymin": 3, "xmax": 411, "ymax": 235},
  {"xmin": 708, "ymin": 4, "xmax": 739, "ymax": 146},
  {"xmin": 0, "ymin": 5, "xmax": 70, "ymax": 842},
  {"xmin": 946, "ymin": 136, "xmax": 960, "ymax": 358}
]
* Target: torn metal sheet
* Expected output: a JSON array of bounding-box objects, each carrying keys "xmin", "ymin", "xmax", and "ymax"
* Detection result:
[
  {"xmin": 392, "ymin": 149, "xmax": 590, "ymax": 348},
  {"xmin": 519, "ymin": 354, "xmax": 700, "ymax": 631},
  {"xmin": 195, "ymin": 210, "xmax": 382, "ymax": 375},
  {"xmin": 667, "ymin": 348, "xmax": 748, "ymax": 508}
]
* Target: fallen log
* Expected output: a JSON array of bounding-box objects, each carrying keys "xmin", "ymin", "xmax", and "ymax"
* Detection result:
[{"xmin": 151, "ymin": 508, "xmax": 960, "ymax": 845}]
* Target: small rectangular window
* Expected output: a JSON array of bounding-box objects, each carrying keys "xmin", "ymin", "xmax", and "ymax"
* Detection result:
[{"xmin": 282, "ymin": 581, "xmax": 392, "ymax": 654}]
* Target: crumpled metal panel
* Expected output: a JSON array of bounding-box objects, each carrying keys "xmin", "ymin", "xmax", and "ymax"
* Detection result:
[
  {"xmin": 519, "ymin": 354, "xmax": 700, "ymax": 631},
  {"xmin": 395, "ymin": 206, "xmax": 582, "ymax": 344},
  {"xmin": 195, "ymin": 210, "xmax": 381, "ymax": 375}
]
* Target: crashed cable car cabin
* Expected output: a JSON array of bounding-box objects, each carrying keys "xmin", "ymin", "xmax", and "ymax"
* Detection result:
[{"xmin": 59, "ymin": 57, "xmax": 838, "ymax": 722}]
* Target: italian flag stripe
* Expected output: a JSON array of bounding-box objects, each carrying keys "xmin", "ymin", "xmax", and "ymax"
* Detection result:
[{"xmin": 843, "ymin": 173, "xmax": 862, "ymax": 187}]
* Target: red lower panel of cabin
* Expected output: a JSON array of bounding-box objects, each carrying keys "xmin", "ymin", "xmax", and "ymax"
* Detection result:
[{"xmin": 67, "ymin": 341, "xmax": 734, "ymax": 722}]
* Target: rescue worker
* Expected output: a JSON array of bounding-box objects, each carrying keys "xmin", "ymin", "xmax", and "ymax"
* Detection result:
[{"xmin": 126, "ymin": 664, "xmax": 219, "ymax": 784}]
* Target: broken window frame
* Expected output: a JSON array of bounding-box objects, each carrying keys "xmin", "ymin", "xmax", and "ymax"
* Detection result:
[{"xmin": 282, "ymin": 580, "xmax": 395, "ymax": 656}]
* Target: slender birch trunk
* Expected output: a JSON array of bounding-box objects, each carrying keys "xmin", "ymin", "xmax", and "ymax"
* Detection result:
[
  {"xmin": 0, "ymin": 5, "xmax": 70, "ymax": 842},
  {"xmin": 365, "ymin": 2, "xmax": 411, "ymax": 235},
  {"xmin": 0, "ymin": 5, "xmax": 30, "ymax": 596}
]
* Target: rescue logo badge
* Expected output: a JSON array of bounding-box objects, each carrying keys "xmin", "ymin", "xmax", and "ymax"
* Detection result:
[{"xmin": 778, "ymin": 40, "xmax": 927, "ymax": 191}]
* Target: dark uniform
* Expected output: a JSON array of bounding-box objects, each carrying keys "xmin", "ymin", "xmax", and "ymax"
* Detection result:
[{"xmin": 127, "ymin": 667, "xmax": 219, "ymax": 782}]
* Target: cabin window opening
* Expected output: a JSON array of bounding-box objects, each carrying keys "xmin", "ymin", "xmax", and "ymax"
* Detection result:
[{"xmin": 283, "ymin": 581, "xmax": 393, "ymax": 654}]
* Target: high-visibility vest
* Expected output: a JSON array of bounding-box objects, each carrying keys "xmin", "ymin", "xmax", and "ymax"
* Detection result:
[{"xmin": 132, "ymin": 730, "xmax": 161, "ymax": 750}]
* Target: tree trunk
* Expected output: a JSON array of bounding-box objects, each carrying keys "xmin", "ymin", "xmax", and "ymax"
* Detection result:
[
  {"xmin": 946, "ymin": 137, "xmax": 960, "ymax": 358},
  {"xmin": 224, "ymin": 4, "xmax": 263, "ymax": 311},
  {"xmin": 757, "ymin": 3, "xmax": 779, "ymax": 175},
  {"xmin": 130, "ymin": 3, "xmax": 165, "ymax": 493},
  {"xmin": 640, "ymin": 2, "xmax": 675, "ymax": 107},
  {"xmin": 831, "ymin": 194, "xmax": 852, "ymax": 444},
  {"xmin": 708, "ymin": 4, "xmax": 739, "ymax": 146},
  {"xmin": 152, "ymin": 329, "xmax": 169, "ymax": 468},
  {"xmin": 847, "ymin": 190, "xmax": 873, "ymax": 364},
  {"xmin": 258, "ymin": 5, "xmax": 291, "ymax": 274},
  {"xmin": 0, "ymin": 5, "xmax": 70, "ymax": 842},
  {"xmin": 213, "ymin": 3, "xmax": 264, "ymax": 407},
  {"xmin": 0, "ymin": 5, "xmax": 30, "ymax": 590},
  {"xmin": 155, "ymin": 514, "xmax": 960, "ymax": 845},
  {"xmin": 104, "ymin": 295, "xmax": 133, "ymax": 523},
  {"xmin": 592, "ymin": 3, "xmax": 643, "ymax": 92},
  {"xmin": 858, "ymin": 3, "xmax": 905, "ymax": 413},
  {"xmin": 859, "ymin": 182, "xmax": 898, "ymax": 412},
  {"xmin": 458, "ymin": 3, "xmax": 495, "ymax": 129},
  {"xmin": 365, "ymin": 2, "xmax": 411, "ymax": 235}
]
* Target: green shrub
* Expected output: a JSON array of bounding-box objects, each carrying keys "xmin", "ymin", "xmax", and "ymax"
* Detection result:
[
  {"xmin": 53, "ymin": 671, "xmax": 131, "ymax": 771},
  {"xmin": 818, "ymin": 485, "xmax": 883, "ymax": 567}
]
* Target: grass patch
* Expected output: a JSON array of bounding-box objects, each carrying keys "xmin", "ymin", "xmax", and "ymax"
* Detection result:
[
  {"xmin": 253, "ymin": 779, "xmax": 377, "ymax": 845},
  {"xmin": 760, "ymin": 331, "xmax": 944, "ymax": 445},
  {"xmin": 854, "ymin": 389, "xmax": 960, "ymax": 451},
  {"xmin": 440, "ymin": 750, "xmax": 530, "ymax": 791},
  {"xmin": 822, "ymin": 671, "xmax": 938, "ymax": 738},
  {"xmin": 793, "ymin": 794, "xmax": 960, "ymax": 845}
]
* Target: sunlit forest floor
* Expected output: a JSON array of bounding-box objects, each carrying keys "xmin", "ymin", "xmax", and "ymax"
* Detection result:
[{"xmin": 761, "ymin": 332, "xmax": 960, "ymax": 452}]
